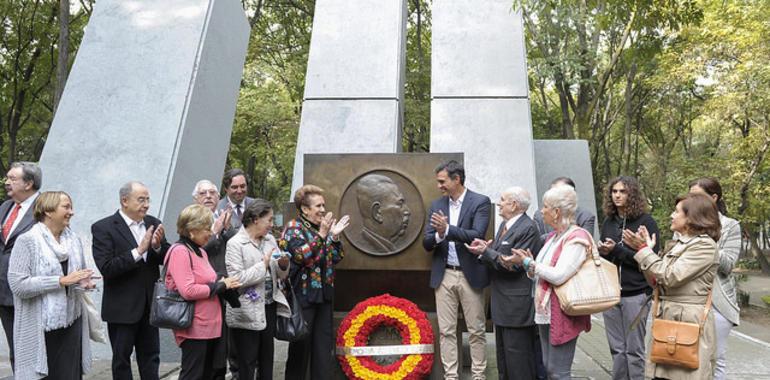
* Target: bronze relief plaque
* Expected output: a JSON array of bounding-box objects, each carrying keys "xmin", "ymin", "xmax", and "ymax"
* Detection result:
[{"xmin": 339, "ymin": 170, "xmax": 424, "ymax": 256}]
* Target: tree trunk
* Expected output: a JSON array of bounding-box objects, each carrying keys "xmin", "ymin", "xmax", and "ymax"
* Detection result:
[
  {"xmin": 622, "ymin": 63, "xmax": 637, "ymax": 173},
  {"xmin": 745, "ymin": 225, "xmax": 770, "ymax": 274},
  {"xmin": 55, "ymin": 0, "xmax": 70, "ymax": 112}
]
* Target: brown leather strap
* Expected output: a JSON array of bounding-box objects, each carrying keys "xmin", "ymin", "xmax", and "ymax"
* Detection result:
[{"xmin": 652, "ymin": 286, "xmax": 712, "ymax": 329}]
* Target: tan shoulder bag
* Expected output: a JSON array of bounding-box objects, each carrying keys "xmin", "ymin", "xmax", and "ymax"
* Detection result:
[
  {"xmin": 649, "ymin": 287, "xmax": 712, "ymax": 369},
  {"xmin": 553, "ymin": 229, "xmax": 621, "ymax": 316}
]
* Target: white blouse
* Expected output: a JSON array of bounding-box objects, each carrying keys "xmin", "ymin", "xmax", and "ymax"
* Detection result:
[{"xmin": 531, "ymin": 228, "xmax": 587, "ymax": 324}]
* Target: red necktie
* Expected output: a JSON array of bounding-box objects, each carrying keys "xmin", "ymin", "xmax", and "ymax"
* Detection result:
[{"xmin": 3, "ymin": 204, "xmax": 22, "ymax": 240}]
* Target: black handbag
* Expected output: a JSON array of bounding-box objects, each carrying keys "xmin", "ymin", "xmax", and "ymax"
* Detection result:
[
  {"xmin": 275, "ymin": 280, "xmax": 308, "ymax": 342},
  {"xmin": 150, "ymin": 244, "xmax": 195, "ymax": 330}
]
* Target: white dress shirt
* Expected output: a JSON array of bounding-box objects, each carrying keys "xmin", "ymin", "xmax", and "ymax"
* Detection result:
[
  {"xmin": 119, "ymin": 209, "xmax": 148, "ymax": 262},
  {"xmin": 436, "ymin": 189, "xmax": 467, "ymax": 267}
]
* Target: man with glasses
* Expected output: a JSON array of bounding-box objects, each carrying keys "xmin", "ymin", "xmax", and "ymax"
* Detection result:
[
  {"xmin": 217, "ymin": 169, "xmax": 254, "ymax": 230},
  {"xmin": 192, "ymin": 179, "xmax": 237, "ymax": 379},
  {"xmin": 0, "ymin": 161, "xmax": 41, "ymax": 371},
  {"xmin": 92, "ymin": 181, "xmax": 169, "ymax": 380}
]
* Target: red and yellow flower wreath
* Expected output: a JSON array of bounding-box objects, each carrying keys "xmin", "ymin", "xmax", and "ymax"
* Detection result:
[{"xmin": 336, "ymin": 294, "xmax": 434, "ymax": 380}]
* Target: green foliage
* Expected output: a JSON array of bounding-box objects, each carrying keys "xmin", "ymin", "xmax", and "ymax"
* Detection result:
[{"xmin": 2, "ymin": 0, "xmax": 769, "ymax": 262}]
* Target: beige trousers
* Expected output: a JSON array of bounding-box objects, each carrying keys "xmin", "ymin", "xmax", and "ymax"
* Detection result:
[{"xmin": 435, "ymin": 268, "xmax": 487, "ymax": 380}]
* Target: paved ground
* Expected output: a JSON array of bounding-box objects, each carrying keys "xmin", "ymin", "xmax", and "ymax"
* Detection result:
[{"xmin": 1, "ymin": 274, "xmax": 769, "ymax": 379}]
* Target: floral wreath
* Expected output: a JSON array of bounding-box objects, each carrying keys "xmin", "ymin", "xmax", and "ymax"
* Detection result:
[{"xmin": 336, "ymin": 294, "xmax": 434, "ymax": 380}]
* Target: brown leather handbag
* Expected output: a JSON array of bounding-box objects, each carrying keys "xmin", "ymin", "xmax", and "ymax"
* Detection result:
[{"xmin": 649, "ymin": 287, "xmax": 712, "ymax": 369}]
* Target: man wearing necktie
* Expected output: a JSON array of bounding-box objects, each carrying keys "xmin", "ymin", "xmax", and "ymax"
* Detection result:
[
  {"xmin": 216, "ymin": 168, "xmax": 254, "ymax": 231},
  {"xmin": 423, "ymin": 160, "xmax": 491, "ymax": 380},
  {"xmin": 467, "ymin": 187, "xmax": 542, "ymax": 379},
  {"xmin": 92, "ymin": 181, "xmax": 169, "ymax": 380},
  {"xmin": 214, "ymin": 168, "xmax": 254, "ymax": 379},
  {"xmin": 0, "ymin": 161, "xmax": 42, "ymax": 370}
]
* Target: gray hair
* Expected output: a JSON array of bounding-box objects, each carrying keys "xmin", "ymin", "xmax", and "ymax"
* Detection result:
[
  {"xmin": 192, "ymin": 179, "xmax": 218, "ymax": 198},
  {"xmin": 502, "ymin": 186, "xmax": 531, "ymax": 212},
  {"xmin": 119, "ymin": 181, "xmax": 146, "ymax": 201},
  {"xmin": 9, "ymin": 161, "xmax": 42, "ymax": 190},
  {"xmin": 542, "ymin": 184, "xmax": 577, "ymax": 229}
]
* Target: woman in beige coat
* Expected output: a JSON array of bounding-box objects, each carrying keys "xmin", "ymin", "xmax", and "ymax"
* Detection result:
[
  {"xmin": 225, "ymin": 199, "xmax": 290, "ymax": 380},
  {"xmin": 633, "ymin": 193, "xmax": 720, "ymax": 379}
]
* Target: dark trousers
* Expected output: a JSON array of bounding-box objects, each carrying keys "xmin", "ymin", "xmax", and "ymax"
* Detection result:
[
  {"xmin": 227, "ymin": 326, "xmax": 239, "ymax": 379},
  {"xmin": 107, "ymin": 313, "xmax": 160, "ymax": 380},
  {"xmin": 179, "ymin": 338, "xmax": 217, "ymax": 380},
  {"xmin": 231, "ymin": 303, "xmax": 276, "ymax": 380},
  {"xmin": 496, "ymin": 324, "xmax": 536, "ymax": 380},
  {"xmin": 533, "ymin": 327, "xmax": 547, "ymax": 379},
  {"xmin": 210, "ymin": 302, "xmax": 228, "ymax": 380},
  {"xmin": 285, "ymin": 301, "xmax": 333, "ymax": 380},
  {"xmin": 0, "ymin": 305, "xmax": 14, "ymax": 369},
  {"xmin": 44, "ymin": 317, "xmax": 83, "ymax": 380}
]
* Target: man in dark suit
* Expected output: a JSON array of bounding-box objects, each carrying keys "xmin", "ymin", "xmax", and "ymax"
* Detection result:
[
  {"xmin": 216, "ymin": 168, "xmax": 255, "ymax": 230},
  {"xmin": 423, "ymin": 160, "xmax": 490, "ymax": 380},
  {"xmin": 214, "ymin": 168, "xmax": 253, "ymax": 379},
  {"xmin": 467, "ymin": 186, "xmax": 542, "ymax": 380},
  {"xmin": 0, "ymin": 161, "xmax": 41, "ymax": 369},
  {"xmin": 92, "ymin": 181, "xmax": 169, "ymax": 380},
  {"xmin": 534, "ymin": 177, "xmax": 596, "ymax": 239}
]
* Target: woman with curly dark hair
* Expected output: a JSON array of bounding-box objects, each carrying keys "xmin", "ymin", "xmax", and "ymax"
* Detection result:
[{"xmin": 597, "ymin": 176, "xmax": 660, "ymax": 380}]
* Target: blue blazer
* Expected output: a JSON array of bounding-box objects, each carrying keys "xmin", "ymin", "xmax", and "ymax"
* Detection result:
[{"xmin": 422, "ymin": 189, "xmax": 491, "ymax": 289}]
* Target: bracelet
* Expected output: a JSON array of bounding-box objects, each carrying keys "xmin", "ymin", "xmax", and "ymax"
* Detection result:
[{"xmin": 523, "ymin": 257, "xmax": 532, "ymax": 270}]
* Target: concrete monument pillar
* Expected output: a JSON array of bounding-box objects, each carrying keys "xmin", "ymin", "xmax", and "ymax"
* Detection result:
[
  {"xmin": 39, "ymin": 0, "xmax": 250, "ymax": 241},
  {"xmin": 430, "ymin": 0, "xmax": 539, "ymax": 211},
  {"xmin": 291, "ymin": 0, "xmax": 407, "ymax": 195}
]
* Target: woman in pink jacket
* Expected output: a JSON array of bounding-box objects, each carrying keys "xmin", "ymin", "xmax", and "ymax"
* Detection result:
[{"xmin": 165, "ymin": 204, "xmax": 240, "ymax": 380}]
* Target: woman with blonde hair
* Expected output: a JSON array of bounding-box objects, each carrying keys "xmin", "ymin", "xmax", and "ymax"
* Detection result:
[
  {"xmin": 165, "ymin": 204, "xmax": 240, "ymax": 380},
  {"xmin": 9, "ymin": 191, "xmax": 95, "ymax": 379}
]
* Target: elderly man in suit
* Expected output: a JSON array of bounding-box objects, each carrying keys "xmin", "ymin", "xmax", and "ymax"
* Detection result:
[
  {"xmin": 92, "ymin": 181, "xmax": 169, "ymax": 380},
  {"xmin": 192, "ymin": 179, "xmax": 237, "ymax": 380},
  {"xmin": 534, "ymin": 177, "xmax": 596, "ymax": 239},
  {"xmin": 423, "ymin": 160, "xmax": 491, "ymax": 380},
  {"xmin": 0, "ymin": 161, "xmax": 41, "ymax": 369},
  {"xmin": 467, "ymin": 186, "xmax": 542, "ymax": 379},
  {"xmin": 216, "ymin": 168, "xmax": 255, "ymax": 230}
]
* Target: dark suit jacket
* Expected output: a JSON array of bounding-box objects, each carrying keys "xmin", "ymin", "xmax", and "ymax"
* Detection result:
[
  {"xmin": 0, "ymin": 198, "xmax": 37, "ymax": 306},
  {"xmin": 479, "ymin": 214, "xmax": 542, "ymax": 327},
  {"xmin": 92, "ymin": 211, "xmax": 170, "ymax": 324},
  {"xmin": 423, "ymin": 189, "xmax": 491, "ymax": 289},
  {"xmin": 534, "ymin": 206, "xmax": 596, "ymax": 240},
  {"xmin": 216, "ymin": 196, "xmax": 255, "ymax": 230}
]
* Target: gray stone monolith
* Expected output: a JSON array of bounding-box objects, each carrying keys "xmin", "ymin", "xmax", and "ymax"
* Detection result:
[
  {"xmin": 291, "ymin": 0, "xmax": 407, "ymax": 194},
  {"xmin": 430, "ymin": 0, "xmax": 539, "ymax": 211}
]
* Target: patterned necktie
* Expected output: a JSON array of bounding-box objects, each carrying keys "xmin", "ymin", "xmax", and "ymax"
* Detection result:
[{"xmin": 3, "ymin": 204, "xmax": 22, "ymax": 241}]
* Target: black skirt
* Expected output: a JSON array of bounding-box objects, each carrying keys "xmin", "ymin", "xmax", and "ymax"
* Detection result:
[{"xmin": 44, "ymin": 317, "xmax": 82, "ymax": 380}]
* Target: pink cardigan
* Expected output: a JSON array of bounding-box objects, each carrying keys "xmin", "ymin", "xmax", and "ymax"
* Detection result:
[{"xmin": 165, "ymin": 244, "xmax": 222, "ymax": 345}]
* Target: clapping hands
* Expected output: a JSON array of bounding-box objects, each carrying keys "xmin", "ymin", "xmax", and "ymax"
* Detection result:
[
  {"xmin": 318, "ymin": 212, "xmax": 350, "ymax": 239},
  {"xmin": 499, "ymin": 248, "xmax": 533, "ymax": 271},
  {"xmin": 464, "ymin": 238, "xmax": 493, "ymax": 256}
]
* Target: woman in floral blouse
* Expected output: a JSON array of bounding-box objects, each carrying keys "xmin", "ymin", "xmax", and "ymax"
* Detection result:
[{"xmin": 282, "ymin": 185, "xmax": 349, "ymax": 380}]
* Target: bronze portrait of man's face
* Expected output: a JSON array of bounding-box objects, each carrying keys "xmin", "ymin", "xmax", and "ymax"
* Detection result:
[{"xmin": 340, "ymin": 171, "xmax": 424, "ymax": 256}]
